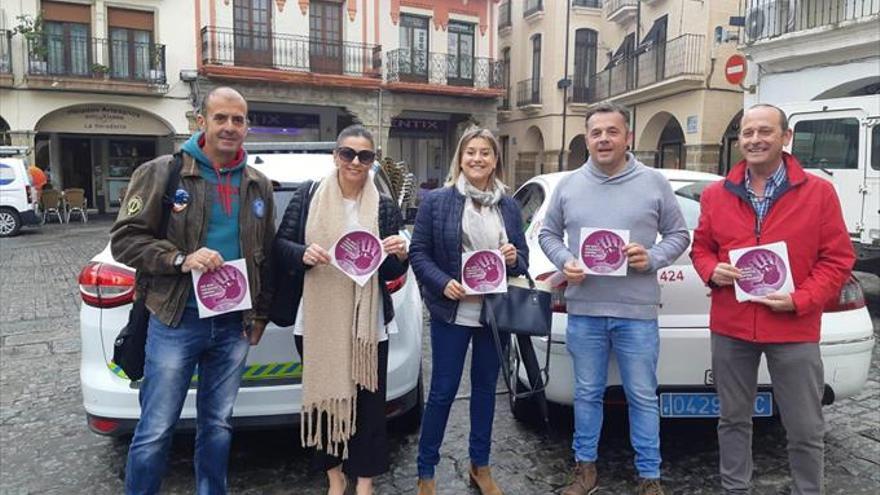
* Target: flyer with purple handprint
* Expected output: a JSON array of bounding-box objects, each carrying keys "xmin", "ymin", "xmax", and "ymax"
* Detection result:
[
  {"xmin": 461, "ymin": 250, "xmax": 508, "ymax": 295},
  {"xmin": 729, "ymin": 241, "xmax": 794, "ymax": 302},
  {"xmin": 191, "ymin": 259, "xmax": 253, "ymax": 319},
  {"xmin": 330, "ymin": 229, "xmax": 387, "ymax": 287},
  {"xmin": 579, "ymin": 228, "xmax": 630, "ymax": 277}
]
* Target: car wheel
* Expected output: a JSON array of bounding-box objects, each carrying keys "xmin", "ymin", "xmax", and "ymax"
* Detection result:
[
  {"xmin": 392, "ymin": 366, "xmax": 424, "ymax": 434},
  {"xmin": 0, "ymin": 207, "xmax": 22, "ymax": 237},
  {"xmin": 506, "ymin": 340, "xmax": 541, "ymax": 424}
]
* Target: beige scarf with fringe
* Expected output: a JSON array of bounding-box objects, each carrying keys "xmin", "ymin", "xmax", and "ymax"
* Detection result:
[{"xmin": 300, "ymin": 173, "xmax": 381, "ymax": 458}]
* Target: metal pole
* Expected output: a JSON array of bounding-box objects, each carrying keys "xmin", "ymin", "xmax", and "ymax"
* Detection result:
[{"xmin": 558, "ymin": 0, "xmax": 573, "ymax": 171}]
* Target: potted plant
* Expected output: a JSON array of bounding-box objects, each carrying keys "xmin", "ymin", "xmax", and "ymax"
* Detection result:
[
  {"xmin": 148, "ymin": 47, "xmax": 165, "ymax": 83},
  {"xmin": 13, "ymin": 14, "xmax": 48, "ymax": 74},
  {"xmin": 91, "ymin": 63, "xmax": 110, "ymax": 80}
]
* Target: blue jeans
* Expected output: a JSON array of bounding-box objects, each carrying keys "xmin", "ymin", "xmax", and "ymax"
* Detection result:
[
  {"xmin": 566, "ymin": 315, "xmax": 661, "ymax": 479},
  {"xmin": 417, "ymin": 318, "xmax": 502, "ymax": 479},
  {"xmin": 125, "ymin": 309, "xmax": 249, "ymax": 495}
]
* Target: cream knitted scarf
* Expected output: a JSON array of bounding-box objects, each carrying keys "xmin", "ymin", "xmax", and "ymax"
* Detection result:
[{"xmin": 300, "ymin": 172, "xmax": 381, "ymax": 458}]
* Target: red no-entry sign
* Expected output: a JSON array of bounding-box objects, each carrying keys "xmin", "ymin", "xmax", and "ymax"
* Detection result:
[{"xmin": 725, "ymin": 55, "xmax": 747, "ymax": 85}]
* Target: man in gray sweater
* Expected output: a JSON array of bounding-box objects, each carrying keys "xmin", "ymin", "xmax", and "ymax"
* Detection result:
[{"xmin": 540, "ymin": 102, "xmax": 689, "ymax": 495}]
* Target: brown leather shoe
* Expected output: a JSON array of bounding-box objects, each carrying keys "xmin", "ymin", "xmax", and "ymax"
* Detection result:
[
  {"xmin": 469, "ymin": 464, "xmax": 503, "ymax": 495},
  {"xmin": 637, "ymin": 478, "xmax": 665, "ymax": 495},
  {"xmin": 416, "ymin": 478, "xmax": 435, "ymax": 495},
  {"xmin": 562, "ymin": 462, "xmax": 598, "ymax": 495}
]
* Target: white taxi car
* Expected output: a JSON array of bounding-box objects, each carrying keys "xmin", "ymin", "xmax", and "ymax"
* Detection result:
[
  {"xmin": 510, "ymin": 169, "xmax": 875, "ymax": 419},
  {"xmin": 79, "ymin": 148, "xmax": 423, "ymax": 435}
]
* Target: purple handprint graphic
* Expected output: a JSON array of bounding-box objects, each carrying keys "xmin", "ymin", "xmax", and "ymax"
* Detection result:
[
  {"xmin": 196, "ymin": 264, "xmax": 247, "ymax": 312},
  {"xmin": 581, "ymin": 230, "xmax": 626, "ymax": 273},
  {"xmin": 735, "ymin": 248, "xmax": 787, "ymax": 296},
  {"xmin": 463, "ymin": 250, "xmax": 505, "ymax": 292},
  {"xmin": 335, "ymin": 231, "xmax": 382, "ymax": 277}
]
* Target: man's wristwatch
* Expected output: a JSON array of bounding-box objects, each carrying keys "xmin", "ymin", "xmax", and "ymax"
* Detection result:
[{"xmin": 172, "ymin": 252, "xmax": 186, "ymax": 273}]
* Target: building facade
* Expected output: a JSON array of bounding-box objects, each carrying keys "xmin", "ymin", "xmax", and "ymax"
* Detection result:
[
  {"xmin": 496, "ymin": 0, "xmax": 745, "ymax": 188},
  {"xmin": 0, "ymin": 0, "xmax": 192, "ymax": 213},
  {"xmin": 1, "ymin": 0, "xmax": 504, "ymax": 213}
]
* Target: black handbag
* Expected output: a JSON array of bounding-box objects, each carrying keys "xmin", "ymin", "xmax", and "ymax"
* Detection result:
[
  {"xmin": 481, "ymin": 274, "xmax": 553, "ymax": 399},
  {"xmin": 112, "ymin": 154, "xmax": 182, "ymax": 381}
]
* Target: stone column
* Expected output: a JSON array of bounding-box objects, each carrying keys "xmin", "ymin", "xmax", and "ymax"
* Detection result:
[
  {"xmin": 685, "ymin": 144, "xmax": 722, "ymax": 174},
  {"xmin": 633, "ymin": 150, "xmax": 656, "ymax": 167}
]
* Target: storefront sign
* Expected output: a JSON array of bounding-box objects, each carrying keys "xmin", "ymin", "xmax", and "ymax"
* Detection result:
[
  {"xmin": 36, "ymin": 105, "xmax": 170, "ymax": 135},
  {"xmin": 391, "ymin": 118, "xmax": 446, "ymax": 133}
]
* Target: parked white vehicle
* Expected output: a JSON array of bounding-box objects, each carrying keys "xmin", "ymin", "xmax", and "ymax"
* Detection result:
[
  {"xmin": 79, "ymin": 149, "xmax": 423, "ymax": 435},
  {"xmin": 510, "ymin": 169, "xmax": 876, "ymax": 419},
  {"xmin": 780, "ymin": 95, "xmax": 880, "ymax": 274},
  {"xmin": 0, "ymin": 146, "xmax": 39, "ymax": 237}
]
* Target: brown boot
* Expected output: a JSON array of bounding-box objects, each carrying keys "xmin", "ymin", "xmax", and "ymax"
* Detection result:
[
  {"xmin": 562, "ymin": 462, "xmax": 598, "ymax": 495},
  {"xmin": 469, "ymin": 464, "xmax": 503, "ymax": 495},
  {"xmin": 416, "ymin": 478, "xmax": 435, "ymax": 495},
  {"xmin": 636, "ymin": 478, "xmax": 665, "ymax": 495}
]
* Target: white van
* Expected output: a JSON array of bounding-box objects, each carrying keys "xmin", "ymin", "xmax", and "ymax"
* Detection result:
[
  {"xmin": 780, "ymin": 95, "xmax": 880, "ymax": 274},
  {"xmin": 0, "ymin": 146, "xmax": 40, "ymax": 237}
]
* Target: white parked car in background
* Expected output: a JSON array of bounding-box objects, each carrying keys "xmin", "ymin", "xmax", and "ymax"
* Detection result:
[
  {"xmin": 510, "ymin": 169, "xmax": 875, "ymax": 419},
  {"xmin": 0, "ymin": 146, "xmax": 40, "ymax": 237},
  {"xmin": 79, "ymin": 146, "xmax": 423, "ymax": 436}
]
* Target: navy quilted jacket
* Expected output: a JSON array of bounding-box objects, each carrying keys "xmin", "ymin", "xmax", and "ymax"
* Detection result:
[{"xmin": 410, "ymin": 186, "xmax": 529, "ymax": 323}]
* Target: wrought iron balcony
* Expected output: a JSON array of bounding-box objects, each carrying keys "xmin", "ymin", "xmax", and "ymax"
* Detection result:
[
  {"xmin": 201, "ymin": 26, "xmax": 381, "ymax": 77},
  {"xmin": 742, "ymin": 0, "xmax": 880, "ymax": 43},
  {"xmin": 499, "ymin": 2, "xmax": 512, "ymax": 29},
  {"xmin": 0, "ymin": 31, "xmax": 11, "ymax": 75},
  {"xmin": 25, "ymin": 33, "xmax": 166, "ymax": 84},
  {"xmin": 516, "ymin": 78, "xmax": 542, "ymax": 107},
  {"xmin": 524, "ymin": 0, "xmax": 544, "ymax": 17},
  {"xmin": 604, "ymin": 0, "xmax": 638, "ymax": 23},
  {"xmin": 587, "ymin": 34, "xmax": 704, "ymax": 102},
  {"xmin": 385, "ymin": 49, "xmax": 503, "ymax": 89}
]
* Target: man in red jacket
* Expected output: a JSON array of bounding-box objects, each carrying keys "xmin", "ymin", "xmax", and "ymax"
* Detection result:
[{"xmin": 691, "ymin": 104, "xmax": 854, "ymax": 495}]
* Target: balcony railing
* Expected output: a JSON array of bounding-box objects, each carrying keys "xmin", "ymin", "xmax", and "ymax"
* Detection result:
[
  {"xmin": 201, "ymin": 26, "xmax": 381, "ymax": 77},
  {"xmin": 604, "ymin": 0, "xmax": 638, "ymax": 21},
  {"xmin": 588, "ymin": 34, "xmax": 704, "ymax": 102},
  {"xmin": 25, "ymin": 34, "xmax": 166, "ymax": 84},
  {"xmin": 516, "ymin": 78, "xmax": 542, "ymax": 107},
  {"xmin": 499, "ymin": 2, "xmax": 512, "ymax": 29},
  {"xmin": 0, "ymin": 31, "xmax": 10, "ymax": 74},
  {"xmin": 524, "ymin": 0, "xmax": 544, "ymax": 17},
  {"xmin": 573, "ymin": 0, "xmax": 602, "ymax": 7},
  {"xmin": 385, "ymin": 49, "xmax": 504, "ymax": 89},
  {"xmin": 743, "ymin": 0, "xmax": 880, "ymax": 43}
]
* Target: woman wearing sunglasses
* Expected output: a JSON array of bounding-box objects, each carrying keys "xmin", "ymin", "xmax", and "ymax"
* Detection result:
[
  {"xmin": 272, "ymin": 125, "xmax": 409, "ymax": 495},
  {"xmin": 410, "ymin": 127, "xmax": 529, "ymax": 495}
]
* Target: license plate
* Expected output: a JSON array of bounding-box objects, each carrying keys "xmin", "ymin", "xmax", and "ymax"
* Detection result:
[{"xmin": 659, "ymin": 392, "xmax": 773, "ymax": 418}]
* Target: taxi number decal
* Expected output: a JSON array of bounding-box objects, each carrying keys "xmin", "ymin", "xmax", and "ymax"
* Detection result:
[{"xmin": 659, "ymin": 270, "xmax": 684, "ymax": 282}]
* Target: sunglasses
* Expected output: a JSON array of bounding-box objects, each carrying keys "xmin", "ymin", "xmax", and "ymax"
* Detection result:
[{"xmin": 336, "ymin": 147, "xmax": 376, "ymax": 164}]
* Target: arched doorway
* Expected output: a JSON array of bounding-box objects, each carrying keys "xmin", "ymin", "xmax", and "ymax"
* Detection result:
[
  {"xmin": 568, "ymin": 134, "xmax": 587, "ymax": 170},
  {"xmin": 720, "ymin": 110, "xmax": 743, "ymax": 175},
  {"xmin": 517, "ymin": 126, "xmax": 545, "ymax": 187},
  {"xmin": 657, "ymin": 118, "xmax": 685, "ymax": 169},
  {"xmin": 0, "ymin": 116, "xmax": 10, "ymax": 146},
  {"xmin": 35, "ymin": 104, "xmax": 174, "ymax": 213}
]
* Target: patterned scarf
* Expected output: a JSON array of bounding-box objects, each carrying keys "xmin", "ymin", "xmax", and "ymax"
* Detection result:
[{"xmin": 300, "ymin": 172, "xmax": 381, "ymax": 458}]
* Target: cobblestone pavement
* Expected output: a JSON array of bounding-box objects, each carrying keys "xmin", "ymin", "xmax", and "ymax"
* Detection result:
[{"xmin": 1, "ymin": 219, "xmax": 878, "ymax": 495}]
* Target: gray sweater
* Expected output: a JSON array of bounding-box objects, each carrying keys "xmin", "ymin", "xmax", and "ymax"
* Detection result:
[{"xmin": 538, "ymin": 154, "xmax": 690, "ymax": 319}]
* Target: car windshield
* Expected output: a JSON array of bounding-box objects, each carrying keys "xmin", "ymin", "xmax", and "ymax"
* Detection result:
[
  {"xmin": 673, "ymin": 180, "xmax": 714, "ymax": 230},
  {"xmin": 272, "ymin": 172, "xmax": 393, "ymax": 230}
]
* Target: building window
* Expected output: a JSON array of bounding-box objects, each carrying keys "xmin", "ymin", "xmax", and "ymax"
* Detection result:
[
  {"xmin": 309, "ymin": 0, "xmax": 343, "ymax": 74},
  {"xmin": 573, "ymin": 29, "xmax": 597, "ymax": 102},
  {"xmin": 399, "ymin": 14, "xmax": 430, "ymax": 81},
  {"xmin": 233, "ymin": 0, "xmax": 273, "ymax": 66},
  {"xmin": 531, "ymin": 34, "xmax": 541, "ymax": 102},
  {"xmin": 107, "ymin": 8, "xmax": 155, "ymax": 81},
  {"xmin": 792, "ymin": 118, "xmax": 860, "ymax": 170},
  {"xmin": 447, "ymin": 21, "xmax": 475, "ymax": 86},
  {"xmin": 501, "ymin": 47, "xmax": 511, "ymax": 109}
]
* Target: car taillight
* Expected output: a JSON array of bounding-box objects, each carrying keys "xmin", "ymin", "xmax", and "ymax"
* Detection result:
[
  {"xmin": 385, "ymin": 273, "xmax": 406, "ymax": 294},
  {"xmin": 25, "ymin": 185, "xmax": 33, "ymax": 204},
  {"xmin": 78, "ymin": 262, "xmax": 136, "ymax": 308},
  {"xmin": 88, "ymin": 416, "xmax": 121, "ymax": 434},
  {"xmin": 536, "ymin": 271, "xmax": 568, "ymax": 313},
  {"xmin": 824, "ymin": 275, "xmax": 865, "ymax": 312}
]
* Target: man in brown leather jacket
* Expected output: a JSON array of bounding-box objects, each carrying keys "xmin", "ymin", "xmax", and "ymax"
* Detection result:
[{"xmin": 111, "ymin": 87, "xmax": 274, "ymax": 495}]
